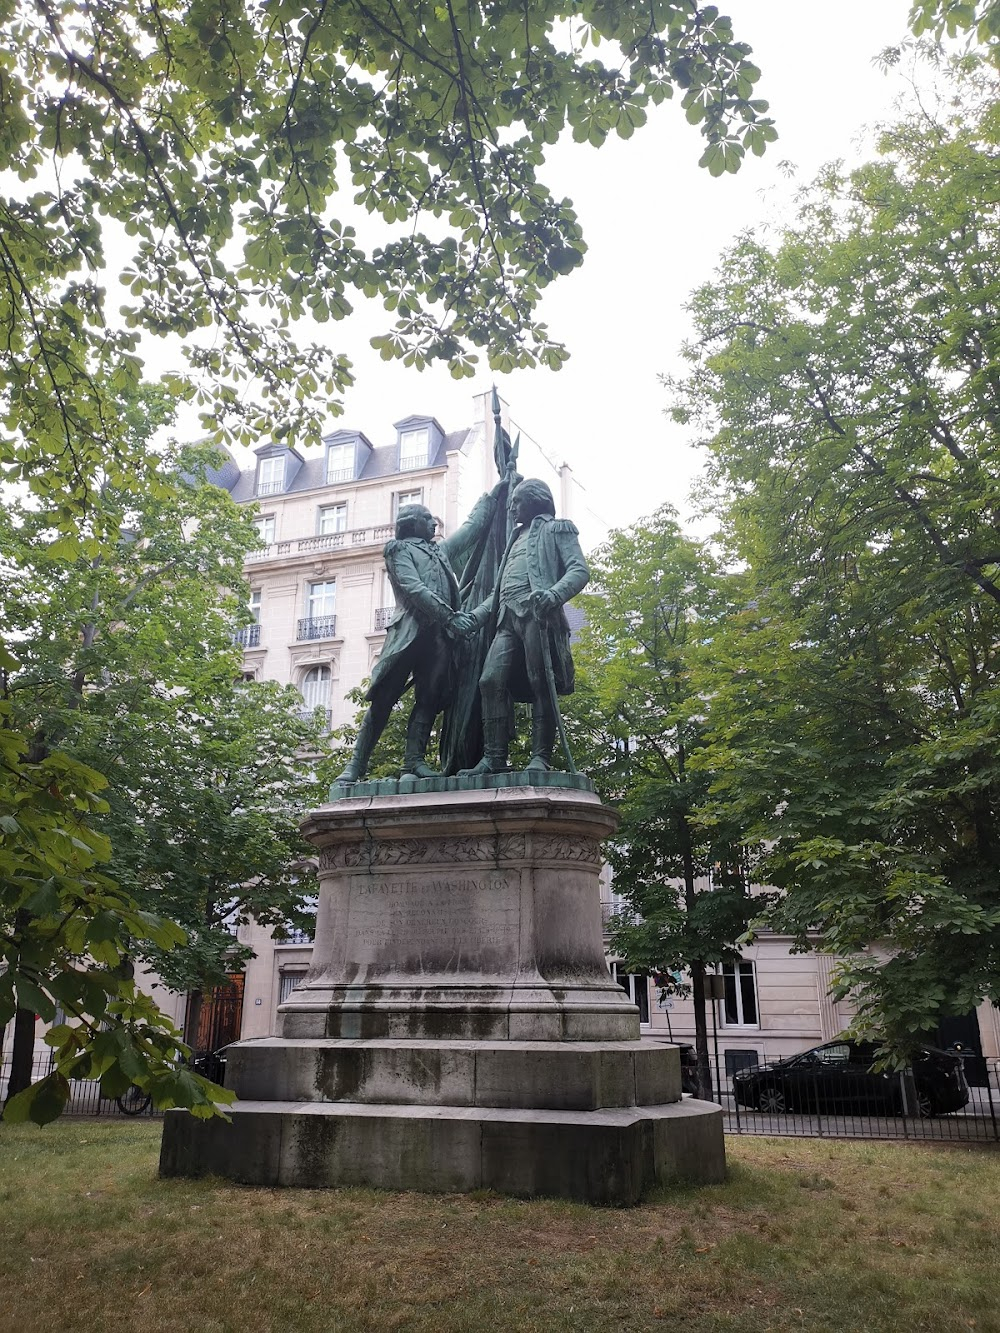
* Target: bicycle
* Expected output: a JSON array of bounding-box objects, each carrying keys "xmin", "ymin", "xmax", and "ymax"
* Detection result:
[{"xmin": 115, "ymin": 1084, "xmax": 152, "ymax": 1116}]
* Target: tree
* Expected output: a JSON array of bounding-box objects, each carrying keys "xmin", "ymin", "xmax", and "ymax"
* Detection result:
[
  {"xmin": 667, "ymin": 57, "xmax": 1000, "ymax": 1052},
  {"xmin": 566, "ymin": 508, "xmax": 757, "ymax": 1097},
  {"xmin": 0, "ymin": 0, "xmax": 774, "ymax": 515},
  {"xmin": 103, "ymin": 679, "xmax": 324, "ymax": 1015},
  {"xmin": 1, "ymin": 395, "xmax": 322, "ymax": 1117},
  {"xmin": 0, "ymin": 696, "xmax": 236, "ymax": 1124}
]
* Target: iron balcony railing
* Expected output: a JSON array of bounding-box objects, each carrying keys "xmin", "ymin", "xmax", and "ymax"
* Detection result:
[
  {"xmin": 278, "ymin": 925, "xmax": 316, "ymax": 945},
  {"xmin": 601, "ymin": 901, "xmax": 641, "ymax": 927},
  {"xmin": 232, "ymin": 624, "xmax": 261, "ymax": 648},
  {"xmin": 325, "ymin": 467, "xmax": 355, "ymax": 484},
  {"xmin": 255, "ymin": 479, "xmax": 284, "ymax": 496},
  {"xmin": 297, "ymin": 616, "xmax": 337, "ymax": 640},
  {"xmin": 245, "ymin": 525, "xmax": 395, "ymax": 563},
  {"xmin": 297, "ymin": 707, "xmax": 332, "ymax": 726},
  {"xmin": 374, "ymin": 605, "xmax": 395, "ymax": 630}
]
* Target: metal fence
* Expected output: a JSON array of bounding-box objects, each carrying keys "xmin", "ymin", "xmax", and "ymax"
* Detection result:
[
  {"xmin": 6, "ymin": 1044, "xmax": 1000, "ymax": 1143},
  {"xmin": 0, "ymin": 1052, "xmax": 161, "ymax": 1118},
  {"xmin": 701, "ymin": 1053, "xmax": 1000, "ymax": 1143}
]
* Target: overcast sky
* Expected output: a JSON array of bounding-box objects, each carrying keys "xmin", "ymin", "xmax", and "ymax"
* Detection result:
[{"xmin": 165, "ymin": 1, "xmax": 919, "ymax": 536}]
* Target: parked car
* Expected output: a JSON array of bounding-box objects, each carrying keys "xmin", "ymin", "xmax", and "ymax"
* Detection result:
[
  {"xmin": 732, "ymin": 1039, "xmax": 969, "ymax": 1118},
  {"xmin": 191, "ymin": 1045, "xmax": 230, "ymax": 1086}
]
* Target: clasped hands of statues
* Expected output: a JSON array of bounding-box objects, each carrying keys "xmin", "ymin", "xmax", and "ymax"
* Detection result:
[{"xmin": 444, "ymin": 588, "xmax": 559, "ymax": 643}]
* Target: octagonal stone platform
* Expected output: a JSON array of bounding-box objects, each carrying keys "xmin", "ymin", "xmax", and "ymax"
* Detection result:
[{"xmin": 161, "ymin": 785, "xmax": 724, "ymax": 1203}]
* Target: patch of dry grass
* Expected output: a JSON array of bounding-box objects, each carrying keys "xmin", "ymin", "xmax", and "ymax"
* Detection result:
[{"xmin": 2, "ymin": 1122, "xmax": 999, "ymax": 1332}]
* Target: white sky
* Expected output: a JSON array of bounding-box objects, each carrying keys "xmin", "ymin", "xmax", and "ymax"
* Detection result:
[{"xmin": 153, "ymin": 0, "xmax": 919, "ymax": 535}]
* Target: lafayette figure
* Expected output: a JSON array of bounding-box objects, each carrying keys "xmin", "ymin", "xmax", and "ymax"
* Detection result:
[
  {"xmin": 334, "ymin": 489, "xmax": 501, "ymax": 782},
  {"xmin": 462, "ymin": 478, "xmax": 589, "ymax": 775}
]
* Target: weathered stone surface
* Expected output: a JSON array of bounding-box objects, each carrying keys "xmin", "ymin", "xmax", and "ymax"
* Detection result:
[
  {"xmin": 159, "ymin": 1099, "xmax": 725, "ymax": 1204},
  {"xmin": 225, "ymin": 1039, "xmax": 682, "ymax": 1111},
  {"xmin": 159, "ymin": 786, "xmax": 726, "ymax": 1202},
  {"xmin": 283, "ymin": 787, "xmax": 637, "ymax": 1043}
]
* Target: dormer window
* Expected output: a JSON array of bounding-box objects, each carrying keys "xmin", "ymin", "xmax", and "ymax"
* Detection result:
[
  {"xmin": 399, "ymin": 428, "xmax": 430, "ymax": 471},
  {"xmin": 257, "ymin": 456, "xmax": 284, "ymax": 496},
  {"xmin": 326, "ymin": 442, "xmax": 355, "ymax": 484}
]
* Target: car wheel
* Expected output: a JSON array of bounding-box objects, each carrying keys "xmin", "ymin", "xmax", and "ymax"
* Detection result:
[
  {"xmin": 758, "ymin": 1086, "xmax": 787, "ymax": 1114},
  {"xmin": 914, "ymin": 1089, "xmax": 937, "ymax": 1119}
]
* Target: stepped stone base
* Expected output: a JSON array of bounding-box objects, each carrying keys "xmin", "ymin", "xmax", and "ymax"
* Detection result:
[
  {"xmin": 160, "ymin": 1097, "xmax": 724, "ymax": 1206},
  {"xmin": 225, "ymin": 1038, "xmax": 681, "ymax": 1110},
  {"xmin": 160, "ymin": 787, "xmax": 726, "ymax": 1203}
]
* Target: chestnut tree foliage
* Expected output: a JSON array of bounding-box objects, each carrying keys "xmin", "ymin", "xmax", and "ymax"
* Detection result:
[
  {"xmin": 1, "ymin": 394, "xmax": 322, "ymax": 1123},
  {"xmin": 566, "ymin": 509, "xmax": 757, "ymax": 1097},
  {"xmin": 667, "ymin": 55, "xmax": 1000, "ymax": 1049},
  {"xmin": 1, "ymin": 0, "xmax": 776, "ymax": 529}
]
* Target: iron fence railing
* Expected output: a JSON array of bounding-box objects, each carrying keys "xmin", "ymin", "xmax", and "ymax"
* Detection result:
[
  {"xmin": 686, "ymin": 1050, "xmax": 1000, "ymax": 1143},
  {"xmin": 1, "ymin": 1052, "xmax": 161, "ymax": 1118},
  {"xmin": 374, "ymin": 605, "xmax": 395, "ymax": 630}
]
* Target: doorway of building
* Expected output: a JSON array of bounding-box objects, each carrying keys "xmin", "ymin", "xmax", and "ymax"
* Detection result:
[{"xmin": 184, "ymin": 974, "xmax": 245, "ymax": 1075}]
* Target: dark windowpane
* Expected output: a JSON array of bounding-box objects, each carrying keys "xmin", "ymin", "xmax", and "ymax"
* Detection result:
[
  {"xmin": 635, "ymin": 975, "xmax": 650, "ymax": 1025},
  {"xmin": 739, "ymin": 963, "xmax": 758, "ymax": 1025},
  {"xmin": 723, "ymin": 967, "xmax": 739, "ymax": 1024}
]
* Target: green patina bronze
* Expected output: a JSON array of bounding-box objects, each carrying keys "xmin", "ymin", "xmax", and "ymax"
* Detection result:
[
  {"xmin": 328, "ymin": 769, "xmax": 595, "ymax": 800},
  {"xmin": 332, "ymin": 390, "xmax": 590, "ymax": 797}
]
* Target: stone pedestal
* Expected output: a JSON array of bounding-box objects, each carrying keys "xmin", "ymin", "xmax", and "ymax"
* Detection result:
[{"xmin": 160, "ymin": 786, "xmax": 724, "ymax": 1204}]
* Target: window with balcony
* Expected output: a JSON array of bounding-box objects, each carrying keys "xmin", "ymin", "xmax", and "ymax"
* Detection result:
[
  {"xmin": 254, "ymin": 515, "xmax": 275, "ymax": 545},
  {"xmin": 719, "ymin": 960, "xmax": 759, "ymax": 1028},
  {"xmin": 233, "ymin": 590, "xmax": 262, "ymax": 648},
  {"xmin": 318, "ymin": 503, "xmax": 348, "ymax": 536},
  {"xmin": 256, "ymin": 455, "xmax": 284, "ymax": 496},
  {"xmin": 326, "ymin": 442, "xmax": 355, "ymax": 484},
  {"xmin": 399, "ymin": 428, "xmax": 430, "ymax": 471},
  {"xmin": 299, "ymin": 664, "xmax": 332, "ymax": 722},
  {"xmin": 374, "ymin": 568, "xmax": 395, "ymax": 630},
  {"xmin": 298, "ymin": 581, "xmax": 336, "ymax": 640}
]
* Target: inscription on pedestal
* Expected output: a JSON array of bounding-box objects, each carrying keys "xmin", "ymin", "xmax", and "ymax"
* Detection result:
[{"xmin": 348, "ymin": 875, "xmax": 519, "ymax": 968}]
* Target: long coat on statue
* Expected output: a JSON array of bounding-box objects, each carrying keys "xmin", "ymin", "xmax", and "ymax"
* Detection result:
[
  {"xmin": 366, "ymin": 490, "xmax": 498, "ymax": 702},
  {"xmin": 485, "ymin": 514, "xmax": 589, "ymax": 700}
]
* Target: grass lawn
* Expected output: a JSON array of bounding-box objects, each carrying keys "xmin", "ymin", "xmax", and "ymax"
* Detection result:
[{"xmin": 1, "ymin": 1122, "xmax": 998, "ymax": 1333}]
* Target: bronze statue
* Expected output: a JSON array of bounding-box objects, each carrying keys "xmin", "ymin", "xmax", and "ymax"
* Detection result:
[
  {"xmin": 334, "ymin": 491, "xmax": 501, "ymax": 783},
  {"xmin": 461, "ymin": 477, "xmax": 589, "ymax": 775}
]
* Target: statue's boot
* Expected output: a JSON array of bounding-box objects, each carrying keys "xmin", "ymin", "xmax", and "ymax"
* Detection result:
[
  {"xmin": 459, "ymin": 706, "xmax": 510, "ymax": 776},
  {"xmin": 526, "ymin": 711, "xmax": 556, "ymax": 772},
  {"xmin": 400, "ymin": 708, "xmax": 440, "ymax": 779},
  {"xmin": 334, "ymin": 712, "xmax": 379, "ymax": 784}
]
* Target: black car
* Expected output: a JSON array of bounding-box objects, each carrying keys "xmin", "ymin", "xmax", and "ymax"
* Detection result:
[
  {"xmin": 191, "ymin": 1045, "xmax": 230, "ymax": 1086},
  {"xmin": 732, "ymin": 1039, "xmax": 969, "ymax": 1118}
]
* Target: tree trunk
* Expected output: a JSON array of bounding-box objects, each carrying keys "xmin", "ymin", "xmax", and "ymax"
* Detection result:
[
  {"xmin": 680, "ymin": 810, "xmax": 714, "ymax": 1101},
  {"xmin": 4, "ymin": 1007, "xmax": 37, "ymax": 1106}
]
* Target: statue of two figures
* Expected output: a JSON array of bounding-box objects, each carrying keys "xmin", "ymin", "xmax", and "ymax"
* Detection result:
[{"xmin": 335, "ymin": 394, "xmax": 589, "ymax": 787}]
